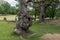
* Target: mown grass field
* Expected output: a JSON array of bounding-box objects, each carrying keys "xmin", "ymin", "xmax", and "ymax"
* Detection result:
[
  {"xmin": 0, "ymin": 15, "xmax": 39, "ymax": 21},
  {"xmin": 0, "ymin": 21, "xmax": 60, "ymax": 40},
  {"xmin": 0, "ymin": 15, "xmax": 17, "ymax": 20}
]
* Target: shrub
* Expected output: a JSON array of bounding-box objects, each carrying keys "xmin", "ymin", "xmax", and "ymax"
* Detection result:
[{"xmin": 4, "ymin": 17, "xmax": 7, "ymax": 21}]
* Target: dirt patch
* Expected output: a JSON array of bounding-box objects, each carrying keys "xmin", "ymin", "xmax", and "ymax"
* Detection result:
[
  {"xmin": 40, "ymin": 33, "xmax": 60, "ymax": 40},
  {"xmin": 47, "ymin": 20, "xmax": 60, "ymax": 26}
]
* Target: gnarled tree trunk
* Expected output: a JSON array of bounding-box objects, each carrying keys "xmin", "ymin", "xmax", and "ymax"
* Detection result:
[{"xmin": 14, "ymin": 0, "xmax": 32, "ymax": 35}]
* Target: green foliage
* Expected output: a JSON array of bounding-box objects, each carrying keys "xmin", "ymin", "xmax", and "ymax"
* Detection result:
[
  {"xmin": 28, "ymin": 10, "xmax": 39, "ymax": 15},
  {"xmin": 1, "ymin": 2, "xmax": 11, "ymax": 14},
  {"xmin": 46, "ymin": 6, "xmax": 56, "ymax": 18},
  {"xmin": 9, "ymin": 7, "xmax": 19, "ymax": 15},
  {"xmin": 0, "ymin": 6, "xmax": 4, "ymax": 14},
  {"xmin": 46, "ymin": 6, "xmax": 52, "ymax": 18},
  {"xmin": 55, "ymin": 7, "xmax": 60, "ymax": 19},
  {"xmin": 0, "ymin": 1, "xmax": 19, "ymax": 15},
  {"xmin": 46, "ymin": 6, "xmax": 60, "ymax": 19}
]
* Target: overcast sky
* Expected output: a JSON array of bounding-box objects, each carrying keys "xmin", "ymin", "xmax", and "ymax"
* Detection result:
[{"xmin": 4, "ymin": 0, "xmax": 18, "ymax": 6}]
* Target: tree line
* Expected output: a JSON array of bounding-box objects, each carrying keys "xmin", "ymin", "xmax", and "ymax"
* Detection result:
[
  {"xmin": 0, "ymin": 0, "xmax": 60, "ymax": 23},
  {"xmin": 0, "ymin": 1, "xmax": 19, "ymax": 15}
]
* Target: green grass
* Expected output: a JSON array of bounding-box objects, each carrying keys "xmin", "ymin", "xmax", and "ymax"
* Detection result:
[{"xmin": 0, "ymin": 21, "xmax": 60, "ymax": 40}]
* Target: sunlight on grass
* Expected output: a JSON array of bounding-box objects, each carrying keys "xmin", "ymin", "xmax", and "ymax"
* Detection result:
[{"xmin": 0, "ymin": 15, "xmax": 17, "ymax": 20}]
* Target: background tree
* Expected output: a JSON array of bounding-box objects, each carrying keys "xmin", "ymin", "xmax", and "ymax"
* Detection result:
[
  {"xmin": 1, "ymin": 2, "xmax": 11, "ymax": 14},
  {"xmin": 0, "ymin": 1, "xmax": 19, "ymax": 15}
]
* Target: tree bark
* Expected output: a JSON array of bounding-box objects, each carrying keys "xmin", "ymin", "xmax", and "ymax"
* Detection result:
[
  {"xmin": 39, "ymin": 0, "xmax": 45, "ymax": 23},
  {"xmin": 14, "ymin": 0, "xmax": 32, "ymax": 35}
]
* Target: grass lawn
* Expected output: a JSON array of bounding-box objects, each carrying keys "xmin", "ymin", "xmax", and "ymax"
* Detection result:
[{"xmin": 0, "ymin": 21, "xmax": 60, "ymax": 40}]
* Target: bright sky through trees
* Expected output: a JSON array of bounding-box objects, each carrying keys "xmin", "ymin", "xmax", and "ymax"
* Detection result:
[{"xmin": 4, "ymin": 0, "xmax": 18, "ymax": 6}]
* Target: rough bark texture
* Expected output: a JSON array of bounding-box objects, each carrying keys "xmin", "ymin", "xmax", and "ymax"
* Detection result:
[{"xmin": 14, "ymin": 0, "xmax": 32, "ymax": 35}]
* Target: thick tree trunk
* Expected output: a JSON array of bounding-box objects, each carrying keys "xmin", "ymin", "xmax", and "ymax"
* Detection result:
[
  {"xmin": 14, "ymin": 0, "xmax": 32, "ymax": 35},
  {"xmin": 39, "ymin": 1, "xmax": 45, "ymax": 23}
]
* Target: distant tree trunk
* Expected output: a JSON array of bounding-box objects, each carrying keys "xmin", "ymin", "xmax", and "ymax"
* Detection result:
[
  {"xmin": 39, "ymin": 0, "xmax": 45, "ymax": 23},
  {"xmin": 14, "ymin": 0, "xmax": 32, "ymax": 35}
]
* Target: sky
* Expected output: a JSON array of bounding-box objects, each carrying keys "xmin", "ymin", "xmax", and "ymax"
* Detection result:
[{"xmin": 4, "ymin": 0, "xmax": 18, "ymax": 6}]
